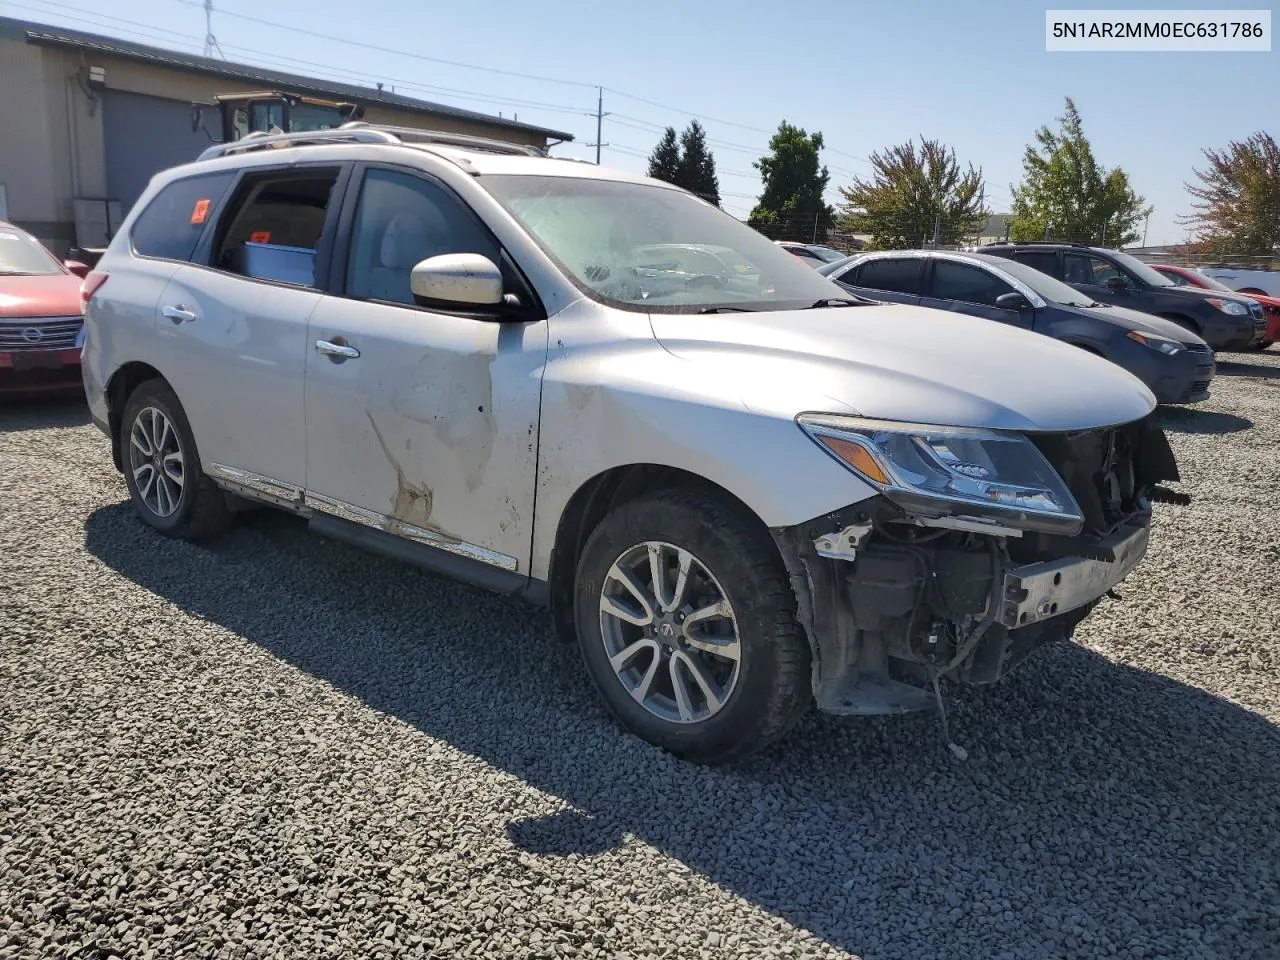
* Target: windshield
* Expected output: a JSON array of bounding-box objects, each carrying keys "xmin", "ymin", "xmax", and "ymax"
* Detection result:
[
  {"xmin": 0, "ymin": 228, "xmax": 63, "ymax": 276},
  {"xmin": 982, "ymin": 255, "xmax": 1098, "ymax": 307},
  {"xmin": 1162, "ymin": 267, "xmax": 1234, "ymax": 293},
  {"xmin": 808, "ymin": 245, "xmax": 848, "ymax": 263},
  {"xmin": 479, "ymin": 175, "xmax": 847, "ymax": 312},
  {"xmin": 1108, "ymin": 249, "xmax": 1176, "ymax": 287}
]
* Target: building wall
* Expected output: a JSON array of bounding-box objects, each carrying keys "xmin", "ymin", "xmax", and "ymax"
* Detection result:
[{"xmin": 0, "ymin": 35, "xmax": 553, "ymax": 254}]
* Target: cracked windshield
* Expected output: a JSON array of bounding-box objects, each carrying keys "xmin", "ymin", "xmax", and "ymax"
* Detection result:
[{"xmin": 480, "ymin": 175, "xmax": 845, "ymax": 312}]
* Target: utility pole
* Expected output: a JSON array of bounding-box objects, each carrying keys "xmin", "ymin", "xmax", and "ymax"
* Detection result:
[
  {"xmin": 812, "ymin": 206, "xmax": 820, "ymax": 244},
  {"xmin": 587, "ymin": 87, "xmax": 610, "ymax": 164},
  {"xmin": 1044, "ymin": 220, "xmax": 1052, "ymax": 241},
  {"xmin": 932, "ymin": 213, "xmax": 941, "ymax": 249},
  {"xmin": 1143, "ymin": 211, "xmax": 1151, "ymax": 247},
  {"xmin": 202, "ymin": 0, "xmax": 225, "ymax": 59}
]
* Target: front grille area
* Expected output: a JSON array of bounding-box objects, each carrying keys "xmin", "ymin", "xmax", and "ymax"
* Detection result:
[
  {"xmin": 1184, "ymin": 341, "xmax": 1212, "ymax": 355},
  {"xmin": 0, "ymin": 316, "xmax": 83, "ymax": 351}
]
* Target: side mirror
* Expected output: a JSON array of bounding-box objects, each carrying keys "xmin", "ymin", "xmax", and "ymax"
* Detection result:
[
  {"xmin": 1106, "ymin": 275, "xmax": 1127, "ymax": 293},
  {"xmin": 64, "ymin": 260, "xmax": 90, "ymax": 278},
  {"xmin": 410, "ymin": 253, "xmax": 503, "ymax": 310},
  {"xmin": 995, "ymin": 291, "xmax": 1031, "ymax": 310}
]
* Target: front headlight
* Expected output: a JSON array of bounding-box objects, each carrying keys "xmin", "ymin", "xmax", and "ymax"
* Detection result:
[
  {"xmin": 798, "ymin": 414, "xmax": 1084, "ymax": 535},
  {"xmin": 1126, "ymin": 330, "xmax": 1183, "ymax": 355},
  {"xmin": 1208, "ymin": 298, "xmax": 1249, "ymax": 316}
]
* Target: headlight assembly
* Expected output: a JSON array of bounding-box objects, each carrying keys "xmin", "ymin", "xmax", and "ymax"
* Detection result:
[
  {"xmin": 1126, "ymin": 330, "xmax": 1183, "ymax": 355},
  {"xmin": 798, "ymin": 414, "xmax": 1084, "ymax": 535},
  {"xmin": 1208, "ymin": 298, "xmax": 1249, "ymax": 316}
]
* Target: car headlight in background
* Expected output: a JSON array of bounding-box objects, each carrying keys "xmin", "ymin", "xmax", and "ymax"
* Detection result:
[
  {"xmin": 1208, "ymin": 298, "xmax": 1249, "ymax": 316},
  {"xmin": 1126, "ymin": 330, "xmax": 1183, "ymax": 355},
  {"xmin": 798, "ymin": 414, "xmax": 1084, "ymax": 535}
]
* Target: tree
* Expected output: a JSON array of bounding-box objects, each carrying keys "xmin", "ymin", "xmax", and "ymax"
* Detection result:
[
  {"xmin": 1183, "ymin": 132, "xmax": 1280, "ymax": 257},
  {"xmin": 1009, "ymin": 98, "xmax": 1149, "ymax": 246},
  {"xmin": 838, "ymin": 138, "xmax": 988, "ymax": 249},
  {"xmin": 646, "ymin": 127, "xmax": 680, "ymax": 185},
  {"xmin": 676, "ymin": 120, "xmax": 720, "ymax": 206},
  {"xmin": 748, "ymin": 121, "xmax": 833, "ymax": 242}
]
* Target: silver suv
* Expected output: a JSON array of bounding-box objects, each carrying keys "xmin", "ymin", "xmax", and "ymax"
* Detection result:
[{"xmin": 83, "ymin": 124, "xmax": 1182, "ymax": 763}]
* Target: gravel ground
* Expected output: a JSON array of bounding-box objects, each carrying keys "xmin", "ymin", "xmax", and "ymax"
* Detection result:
[{"xmin": 2, "ymin": 352, "xmax": 1279, "ymax": 960}]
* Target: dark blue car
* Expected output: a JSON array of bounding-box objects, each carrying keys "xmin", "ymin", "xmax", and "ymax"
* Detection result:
[{"xmin": 819, "ymin": 250, "xmax": 1215, "ymax": 405}]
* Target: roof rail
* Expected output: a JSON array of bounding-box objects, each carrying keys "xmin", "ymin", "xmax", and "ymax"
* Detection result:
[
  {"xmin": 980, "ymin": 240, "xmax": 1094, "ymax": 248},
  {"xmin": 339, "ymin": 122, "xmax": 548, "ymax": 157},
  {"xmin": 195, "ymin": 123, "xmax": 548, "ymax": 162}
]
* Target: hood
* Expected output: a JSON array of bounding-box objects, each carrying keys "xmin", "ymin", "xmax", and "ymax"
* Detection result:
[
  {"xmin": 0, "ymin": 274, "xmax": 82, "ymax": 318},
  {"xmin": 649, "ymin": 303, "xmax": 1156, "ymax": 433},
  {"xmin": 1149, "ymin": 282, "xmax": 1254, "ymax": 311},
  {"xmin": 1067, "ymin": 301, "xmax": 1210, "ymax": 346}
]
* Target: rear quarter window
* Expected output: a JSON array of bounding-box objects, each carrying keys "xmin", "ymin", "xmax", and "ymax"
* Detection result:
[{"xmin": 130, "ymin": 172, "xmax": 236, "ymax": 262}]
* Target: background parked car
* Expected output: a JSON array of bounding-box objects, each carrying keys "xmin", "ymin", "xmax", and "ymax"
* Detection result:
[
  {"xmin": 821, "ymin": 250, "xmax": 1215, "ymax": 405},
  {"xmin": 1150, "ymin": 264, "xmax": 1278, "ymax": 349},
  {"xmin": 1197, "ymin": 266, "xmax": 1280, "ymax": 298},
  {"xmin": 980, "ymin": 242, "xmax": 1266, "ymax": 350},
  {"xmin": 775, "ymin": 241, "xmax": 859, "ymax": 266},
  {"xmin": 0, "ymin": 221, "xmax": 90, "ymax": 396}
]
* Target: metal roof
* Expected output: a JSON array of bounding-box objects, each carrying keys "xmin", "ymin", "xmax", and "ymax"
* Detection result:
[{"xmin": 0, "ymin": 15, "xmax": 575, "ymax": 142}]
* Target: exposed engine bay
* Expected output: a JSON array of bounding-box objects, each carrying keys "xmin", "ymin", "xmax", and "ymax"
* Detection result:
[{"xmin": 773, "ymin": 413, "xmax": 1185, "ymax": 715}]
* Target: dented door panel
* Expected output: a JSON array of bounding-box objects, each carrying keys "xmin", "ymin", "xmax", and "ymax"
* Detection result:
[{"xmin": 303, "ymin": 296, "xmax": 547, "ymax": 573}]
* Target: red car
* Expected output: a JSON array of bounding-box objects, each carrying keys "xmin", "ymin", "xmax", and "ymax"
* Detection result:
[
  {"xmin": 0, "ymin": 222, "xmax": 90, "ymax": 396},
  {"xmin": 1151, "ymin": 263, "xmax": 1279, "ymax": 349}
]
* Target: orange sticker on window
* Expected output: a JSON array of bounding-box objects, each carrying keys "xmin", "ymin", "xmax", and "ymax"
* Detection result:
[
  {"xmin": 250, "ymin": 230, "xmax": 272, "ymax": 244},
  {"xmin": 190, "ymin": 199, "xmax": 210, "ymax": 224}
]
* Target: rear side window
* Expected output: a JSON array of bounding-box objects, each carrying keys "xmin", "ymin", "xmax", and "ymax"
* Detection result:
[
  {"xmin": 210, "ymin": 168, "xmax": 341, "ymax": 287},
  {"xmin": 1012, "ymin": 251, "xmax": 1059, "ymax": 276},
  {"xmin": 857, "ymin": 257, "xmax": 922, "ymax": 295},
  {"xmin": 130, "ymin": 172, "xmax": 236, "ymax": 262},
  {"xmin": 931, "ymin": 260, "xmax": 1014, "ymax": 306}
]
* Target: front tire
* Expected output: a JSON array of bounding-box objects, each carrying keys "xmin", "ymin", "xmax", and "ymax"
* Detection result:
[
  {"xmin": 573, "ymin": 490, "xmax": 811, "ymax": 764},
  {"xmin": 120, "ymin": 379, "xmax": 232, "ymax": 540}
]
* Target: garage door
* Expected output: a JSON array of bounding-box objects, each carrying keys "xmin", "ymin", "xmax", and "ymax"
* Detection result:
[{"xmin": 103, "ymin": 89, "xmax": 214, "ymax": 215}]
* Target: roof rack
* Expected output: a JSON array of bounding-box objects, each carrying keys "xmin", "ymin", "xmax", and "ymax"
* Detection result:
[
  {"xmin": 979, "ymin": 240, "xmax": 1094, "ymax": 248},
  {"xmin": 196, "ymin": 122, "xmax": 548, "ymax": 162}
]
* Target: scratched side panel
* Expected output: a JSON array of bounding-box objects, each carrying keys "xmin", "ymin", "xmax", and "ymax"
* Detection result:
[{"xmin": 303, "ymin": 295, "xmax": 547, "ymax": 573}]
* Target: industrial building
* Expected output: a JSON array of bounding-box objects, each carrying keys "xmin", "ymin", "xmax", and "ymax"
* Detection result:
[{"xmin": 0, "ymin": 16, "xmax": 574, "ymax": 255}]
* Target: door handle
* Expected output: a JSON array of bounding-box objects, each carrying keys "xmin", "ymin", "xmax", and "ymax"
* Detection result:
[
  {"xmin": 162, "ymin": 305, "xmax": 198, "ymax": 324},
  {"xmin": 315, "ymin": 338, "xmax": 360, "ymax": 360}
]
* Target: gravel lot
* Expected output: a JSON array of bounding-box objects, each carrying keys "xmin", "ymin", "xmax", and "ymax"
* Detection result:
[{"xmin": 2, "ymin": 352, "xmax": 1279, "ymax": 960}]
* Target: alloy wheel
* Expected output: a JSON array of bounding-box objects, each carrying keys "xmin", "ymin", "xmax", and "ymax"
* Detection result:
[
  {"xmin": 598, "ymin": 540, "xmax": 742, "ymax": 724},
  {"xmin": 128, "ymin": 406, "xmax": 185, "ymax": 518}
]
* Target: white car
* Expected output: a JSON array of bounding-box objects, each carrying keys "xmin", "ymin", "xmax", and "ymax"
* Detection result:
[
  {"xmin": 81, "ymin": 124, "xmax": 1181, "ymax": 763},
  {"xmin": 1198, "ymin": 267, "xmax": 1280, "ymax": 298}
]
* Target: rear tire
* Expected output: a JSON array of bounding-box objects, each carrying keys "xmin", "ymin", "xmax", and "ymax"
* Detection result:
[
  {"xmin": 573, "ymin": 490, "xmax": 811, "ymax": 764},
  {"xmin": 120, "ymin": 379, "xmax": 232, "ymax": 541}
]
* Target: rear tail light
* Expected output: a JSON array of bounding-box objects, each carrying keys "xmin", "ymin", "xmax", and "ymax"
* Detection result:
[{"xmin": 81, "ymin": 270, "xmax": 109, "ymax": 308}]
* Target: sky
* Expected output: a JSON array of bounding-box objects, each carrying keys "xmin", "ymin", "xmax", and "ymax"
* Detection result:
[{"xmin": 1, "ymin": 0, "xmax": 1275, "ymax": 244}]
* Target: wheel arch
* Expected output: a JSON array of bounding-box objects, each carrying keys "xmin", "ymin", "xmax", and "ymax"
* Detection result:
[
  {"xmin": 104, "ymin": 361, "xmax": 168, "ymax": 471},
  {"xmin": 1157, "ymin": 312, "xmax": 1201, "ymax": 333},
  {"xmin": 546, "ymin": 464, "xmax": 773, "ymax": 645}
]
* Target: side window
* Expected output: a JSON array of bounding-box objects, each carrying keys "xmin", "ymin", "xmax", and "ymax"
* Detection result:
[
  {"xmin": 857, "ymin": 258, "xmax": 921, "ymax": 295},
  {"xmin": 931, "ymin": 260, "xmax": 1014, "ymax": 307},
  {"xmin": 1012, "ymin": 251, "xmax": 1059, "ymax": 276},
  {"xmin": 209, "ymin": 168, "xmax": 341, "ymax": 287},
  {"xmin": 346, "ymin": 169, "xmax": 500, "ymax": 306},
  {"xmin": 129, "ymin": 172, "xmax": 236, "ymax": 262},
  {"xmin": 1065, "ymin": 253, "xmax": 1126, "ymax": 286}
]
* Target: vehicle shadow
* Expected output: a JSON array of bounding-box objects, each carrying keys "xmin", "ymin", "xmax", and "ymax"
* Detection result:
[
  {"xmin": 1214, "ymin": 359, "xmax": 1280, "ymax": 381},
  {"xmin": 0, "ymin": 394, "xmax": 89, "ymax": 433},
  {"xmin": 83, "ymin": 504, "xmax": 1280, "ymax": 959},
  {"xmin": 1155, "ymin": 405, "xmax": 1253, "ymax": 435}
]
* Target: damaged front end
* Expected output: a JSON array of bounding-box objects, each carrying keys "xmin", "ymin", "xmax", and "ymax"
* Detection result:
[{"xmin": 773, "ymin": 413, "xmax": 1184, "ymax": 715}]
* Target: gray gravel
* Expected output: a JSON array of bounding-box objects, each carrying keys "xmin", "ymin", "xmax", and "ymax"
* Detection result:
[{"xmin": 2, "ymin": 352, "xmax": 1279, "ymax": 960}]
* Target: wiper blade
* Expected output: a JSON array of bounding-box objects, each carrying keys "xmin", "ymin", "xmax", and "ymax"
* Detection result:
[
  {"xmin": 697, "ymin": 306, "xmax": 753, "ymax": 313},
  {"xmin": 807, "ymin": 297, "xmax": 863, "ymax": 308}
]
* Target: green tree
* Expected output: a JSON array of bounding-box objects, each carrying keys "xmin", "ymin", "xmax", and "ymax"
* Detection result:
[
  {"xmin": 1009, "ymin": 98, "xmax": 1149, "ymax": 246},
  {"xmin": 1183, "ymin": 132, "xmax": 1280, "ymax": 257},
  {"xmin": 646, "ymin": 127, "xmax": 680, "ymax": 185},
  {"xmin": 748, "ymin": 121, "xmax": 833, "ymax": 242},
  {"xmin": 675, "ymin": 120, "xmax": 720, "ymax": 206},
  {"xmin": 839, "ymin": 138, "xmax": 988, "ymax": 249}
]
